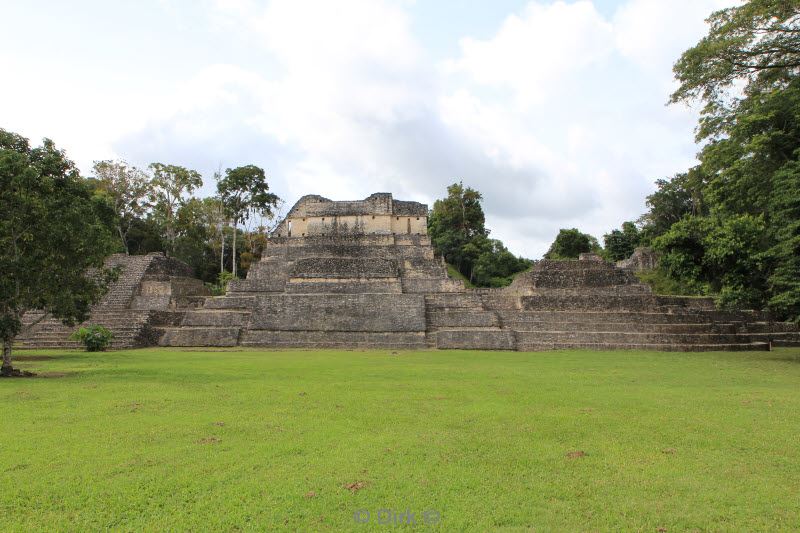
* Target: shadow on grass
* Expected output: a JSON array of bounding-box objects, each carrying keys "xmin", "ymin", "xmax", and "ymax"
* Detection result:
[
  {"xmin": 13, "ymin": 352, "xmax": 88, "ymax": 361},
  {"xmin": 766, "ymin": 354, "xmax": 800, "ymax": 364}
]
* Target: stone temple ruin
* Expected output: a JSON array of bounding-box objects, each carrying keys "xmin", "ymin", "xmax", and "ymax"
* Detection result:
[{"xmin": 19, "ymin": 193, "xmax": 800, "ymax": 351}]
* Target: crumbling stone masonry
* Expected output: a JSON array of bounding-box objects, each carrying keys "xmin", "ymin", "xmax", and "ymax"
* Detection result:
[
  {"xmin": 18, "ymin": 194, "xmax": 800, "ymax": 351},
  {"xmin": 17, "ymin": 253, "xmax": 208, "ymax": 349},
  {"xmin": 157, "ymin": 194, "xmax": 800, "ymax": 351}
]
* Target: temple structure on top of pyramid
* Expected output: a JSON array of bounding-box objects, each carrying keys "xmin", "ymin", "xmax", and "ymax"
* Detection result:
[{"xmin": 18, "ymin": 193, "xmax": 800, "ymax": 351}]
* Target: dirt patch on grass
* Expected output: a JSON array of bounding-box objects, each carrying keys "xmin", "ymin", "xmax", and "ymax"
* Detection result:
[
  {"xmin": 566, "ymin": 450, "xmax": 586, "ymax": 459},
  {"xmin": 13, "ymin": 355, "xmax": 56, "ymax": 361},
  {"xmin": 0, "ymin": 369, "xmax": 36, "ymax": 378},
  {"xmin": 305, "ymin": 491, "xmax": 317, "ymax": 498},
  {"xmin": 343, "ymin": 481, "xmax": 367, "ymax": 493},
  {"xmin": 197, "ymin": 436, "xmax": 221, "ymax": 445},
  {"xmin": 661, "ymin": 448, "xmax": 677, "ymax": 455},
  {"xmin": 37, "ymin": 371, "xmax": 77, "ymax": 379}
]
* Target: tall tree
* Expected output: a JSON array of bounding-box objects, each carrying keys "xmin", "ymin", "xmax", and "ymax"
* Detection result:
[
  {"xmin": 428, "ymin": 182, "xmax": 488, "ymax": 275},
  {"xmin": 545, "ymin": 228, "xmax": 601, "ymax": 260},
  {"xmin": 216, "ymin": 165, "xmax": 279, "ymax": 278},
  {"xmin": 92, "ymin": 160, "xmax": 151, "ymax": 254},
  {"xmin": 648, "ymin": 0, "xmax": 800, "ymax": 318},
  {"xmin": 603, "ymin": 221, "xmax": 642, "ymax": 262},
  {"xmin": 0, "ymin": 130, "xmax": 117, "ymax": 375},
  {"xmin": 202, "ymin": 196, "xmax": 228, "ymax": 275},
  {"xmin": 429, "ymin": 182, "xmax": 528, "ymax": 286},
  {"xmin": 148, "ymin": 163, "xmax": 202, "ymax": 256},
  {"xmin": 671, "ymin": 0, "xmax": 800, "ymax": 111}
]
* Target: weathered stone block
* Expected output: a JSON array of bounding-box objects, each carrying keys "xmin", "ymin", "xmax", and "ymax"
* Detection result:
[
  {"xmin": 249, "ymin": 294, "xmax": 426, "ymax": 332},
  {"xmin": 159, "ymin": 327, "xmax": 240, "ymax": 346},
  {"xmin": 435, "ymin": 329, "xmax": 515, "ymax": 350}
]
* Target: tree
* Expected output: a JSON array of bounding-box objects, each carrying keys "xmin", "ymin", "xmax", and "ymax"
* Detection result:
[
  {"xmin": 202, "ymin": 196, "xmax": 228, "ymax": 275},
  {"xmin": 639, "ymin": 171, "xmax": 703, "ymax": 242},
  {"xmin": 469, "ymin": 237, "xmax": 531, "ymax": 287},
  {"xmin": 428, "ymin": 183, "xmax": 529, "ymax": 286},
  {"xmin": 92, "ymin": 160, "xmax": 151, "ymax": 254},
  {"xmin": 0, "ymin": 129, "xmax": 117, "ymax": 375},
  {"xmin": 148, "ymin": 163, "xmax": 202, "ymax": 256},
  {"xmin": 765, "ymin": 159, "xmax": 800, "ymax": 319},
  {"xmin": 216, "ymin": 165, "xmax": 279, "ymax": 278},
  {"xmin": 671, "ymin": 0, "xmax": 800, "ymax": 111},
  {"xmin": 428, "ymin": 182, "xmax": 488, "ymax": 275},
  {"xmin": 643, "ymin": 1, "xmax": 800, "ymax": 316},
  {"xmin": 545, "ymin": 228, "xmax": 600, "ymax": 259},
  {"xmin": 603, "ymin": 221, "xmax": 641, "ymax": 262}
]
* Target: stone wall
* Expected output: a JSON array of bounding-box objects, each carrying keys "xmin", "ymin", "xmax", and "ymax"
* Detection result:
[
  {"xmin": 249, "ymin": 294, "xmax": 426, "ymax": 332},
  {"xmin": 153, "ymin": 193, "xmax": 800, "ymax": 352},
  {"xmin": 274, "ymin": 193, "xmax": 428, "ymax": 237},
  {"xmin": 617, "ymin": 247, "xmax": 659, "ymax": 271}
]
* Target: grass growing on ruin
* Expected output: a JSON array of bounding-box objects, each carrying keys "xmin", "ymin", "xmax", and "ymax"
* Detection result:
[
  {"xmin": 446, "ymin": 263, "xmax": 475, "ymax": 288},
  {"xmin": 2, "ymin": 347, "xmax": 800, "ymax": 531}
]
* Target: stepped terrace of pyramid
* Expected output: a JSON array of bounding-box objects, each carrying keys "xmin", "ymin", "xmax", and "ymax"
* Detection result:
[{"xmin": 18, "ymin": 193, "xmax": 800, "ymax": 351}]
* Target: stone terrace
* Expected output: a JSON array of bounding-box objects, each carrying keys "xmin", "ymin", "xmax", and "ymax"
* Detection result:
[
  {"xmin": 17, "ymin": 253, "xmax": 208, "ymax": 349},
  {"xmin": 18, "ymin": 194, "xmax": 800, "ymax": 352},
  {"xmin": 157, "ymin": 193, "xmax": 800, "ymax": 352}
]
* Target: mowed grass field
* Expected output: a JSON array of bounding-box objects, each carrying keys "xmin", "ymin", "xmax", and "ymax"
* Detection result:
[{"xmin": 2, "ymin": 347, "xmax": 800, "ymax": 531}]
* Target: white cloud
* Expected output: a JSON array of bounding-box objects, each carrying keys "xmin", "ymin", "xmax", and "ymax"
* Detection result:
[
  {"xmin": 1, "ymin": 0, "xmax": 740, "ymax": 258},
  {"xmin": 445, "ymin": 1, "xmax": 615, "ymax": 108}
]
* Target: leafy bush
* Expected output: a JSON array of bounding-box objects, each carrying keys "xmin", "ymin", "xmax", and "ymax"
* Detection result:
[
  {"xmin": 70, "ymin": 325, "xmax": 114, "ymax": 352},
  {"xmin": 635, "ymin": 269, "xmax": 708, "ymax": 297},
  {"xmin": 206, "ymin": 271, "xmax": 236, "ymax": 296}
]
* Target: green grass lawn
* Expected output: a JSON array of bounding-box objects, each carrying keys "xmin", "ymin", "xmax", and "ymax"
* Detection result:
[{"xmin": 2, "ymin": 347, "xmax": 800, "ymax": 531}]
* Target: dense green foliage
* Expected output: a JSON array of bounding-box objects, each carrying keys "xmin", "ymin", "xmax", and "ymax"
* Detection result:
[
  {"xmin": 603, "ymin": 221, "xmax": 642, "ymax": 262},
  {"xmin": 3, "ymin": 347, "xmax": 800, "ymax": 530},
  {"xmin": 148, "ymin": 163, "xmax": 204, "ymax": 257},
  {"xmin": 85, "ymin": 161, "xmax": 279, "ymax": 284},
  {"xmin": 70, "ymin": 325, "xmax": 114, "ymax": 352},
  {"xmin": 604, "ymin": 1, "xmax": 800, "ymax": 318},
  {"xmin": 0, "ymin": 129, "xmax": 117, "ymax": 374},
  {"xmin": 428, "ymin": 183, "xmax": 530, "ymax": 286},
  {"xmin": 544, "ymin": 228, "xmax": 601, "ymax": 260},
  {"xmin": 217, "ymin": 165, "xmax": 279, "ymax": 278}
]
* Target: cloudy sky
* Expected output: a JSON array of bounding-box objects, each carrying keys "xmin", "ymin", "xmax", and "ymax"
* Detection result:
[{"xmin": 1, "ymin": 0, "xmax": 734, "ymax": 257}]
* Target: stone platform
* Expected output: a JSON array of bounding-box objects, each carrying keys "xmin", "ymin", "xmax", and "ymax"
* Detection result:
[
  {"xmin": 157, "ymin": 236, "xmax": 800, "ymax": 352},
  {"xmin": 18, "ymin": 193, "xmax": 800, "ymax": 352},
  {"xmin": 17, "ymin": 253, "xmax": 208, "ymax": 349}
]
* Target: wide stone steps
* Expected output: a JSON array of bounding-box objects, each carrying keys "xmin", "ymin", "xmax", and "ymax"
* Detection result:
[
  {"xmin": 158, "ymin": 327, "xmax": 241, "ymax": 347},
  {"xmin": 239, "ymin": 330, "xmax": 428, "ymax": 349},
  {"xmin": 96, "ymin": 255, "xmax": 156, "ymax": 310},
  {"xmin": 506, "ymin": 321, "xmax": 739, "ymax": 334},
  {"xmin": 428, "ymin": 310, "xmax": 500, "ymax": 329},
  {"xmin": 202, "ymin": 295, "xmax": 257, "ymax": 310},
  {"xmin": 425, "ymin": 293, "xmax": 485, "ymax": 309},
  {"xmin": 17, "ymin": 310, "xmax": 155, "ymax": 349},
  {"xmin": 516, "ymin": 342, "xmax": 770, "ymax": 352},
  {"xmin": 494, "ymin": 310, "xmax": 765, "ymax": 324},
  {"xmin": 181, "ymin": 310, "xmax": 250, "ymax": 327},
  {"xmin": 519, "ymin": 294, "xmax": 719, "ymax": 312},
  {"xmin": 513, "ymin": 330, "xmax": 763, "ymax": 345}
]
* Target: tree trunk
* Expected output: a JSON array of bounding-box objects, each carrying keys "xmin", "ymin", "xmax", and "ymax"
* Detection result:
[
  {"xmin": 117, "ymin": 224, "xmax": 129, "ymax": 255},
  {"xmin": 1, "ymin": 338, "xmax": 13, "ymax": 376},
  {"xmin": 232, "ymin": 221, "xmax": 237, "ymax": 278},
  {"xmin": 220, "ymin": 229, "xmax": 225, "ymax": 275}
]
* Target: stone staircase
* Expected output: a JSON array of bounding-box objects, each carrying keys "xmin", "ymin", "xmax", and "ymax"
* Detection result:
[
  {"xmin": 97, "ymin": 254, "xmax": 156, "ymax": 309},
  {"xmin": 17, "ymin": 310, "xmax": 159, "ymax": 349},
  {"xmin": 424, "ymin": 293, "xmax": 514, "ymax": 350},
  {"xmin": 17, "ymin": 253, "xmax": 205, "ymax": 349},
  {"xmin": 471, "ymin": 257, "xmax": 800, "ymax": 352}
]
